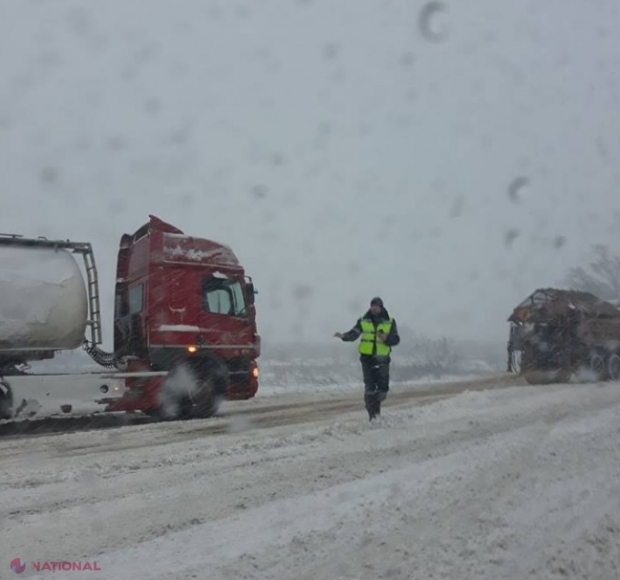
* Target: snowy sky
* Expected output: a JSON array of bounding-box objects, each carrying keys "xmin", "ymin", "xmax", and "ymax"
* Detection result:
[{"xmin": 1, "ymin": 0, "xmax": 619, "ymax": 347}]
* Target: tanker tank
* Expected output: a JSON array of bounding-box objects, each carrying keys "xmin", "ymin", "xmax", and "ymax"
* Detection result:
[{"xmin": 0, "ymin": 245, "xmax": 88, "ymax": 358}]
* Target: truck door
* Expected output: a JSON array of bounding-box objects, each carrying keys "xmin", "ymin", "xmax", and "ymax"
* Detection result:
[
  {"xmin": 198, "ymin": 274, "xmax": 253, "ymax": 347},
  {"xmin": 114, "ymin": 282, "xmax": 147, "ymax": 356},
  {"xmin": 113, "ymin": 284, "xmax": 128, "ymax": 354}
]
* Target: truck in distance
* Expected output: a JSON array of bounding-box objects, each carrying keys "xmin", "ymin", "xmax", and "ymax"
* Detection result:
[{"xmin": 507, "ymin": 288, "xmax": 620, "ymax": 384}]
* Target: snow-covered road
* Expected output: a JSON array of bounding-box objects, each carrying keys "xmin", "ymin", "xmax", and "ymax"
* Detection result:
[{"xmin": 2, "ymin": 377, "xmax": 620, "ymax": 580}]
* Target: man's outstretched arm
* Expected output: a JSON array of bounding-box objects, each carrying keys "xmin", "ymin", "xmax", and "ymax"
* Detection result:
[{"xmin": 334, "ymin": 318, "xmax": 362, "ymax": 341}]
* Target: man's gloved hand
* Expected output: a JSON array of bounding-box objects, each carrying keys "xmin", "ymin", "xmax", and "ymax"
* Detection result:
[
  {"xmin": 333, "ymin": 332, "xmax": 344, "ymax": 339},
  {"xmin": 377, "ymin": 330, "xmax": 387, "ymax": 343}
]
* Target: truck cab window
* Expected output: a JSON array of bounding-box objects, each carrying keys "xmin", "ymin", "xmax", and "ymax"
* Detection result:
[
  {"xmin": 129, "ymin": 284, "xmax": 143, "ymax": 314},
  {"xmin": 202, "ymin": 277, "xmax": 246, "ymax": 316},
  {"xmin": 115, "ymin": 293, "xmax": 127, "ymax": 318}
]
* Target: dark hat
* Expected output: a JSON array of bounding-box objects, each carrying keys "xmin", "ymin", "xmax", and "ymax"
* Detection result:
[{"xmin": 370, "ymin": 296, "xmax": 384, "ymax": 307}]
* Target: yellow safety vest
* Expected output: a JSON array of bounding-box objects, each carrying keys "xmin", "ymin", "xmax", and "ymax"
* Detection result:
[{"xmin": 359, "ymin": 317, "xmax": 394, "ymax": 356}]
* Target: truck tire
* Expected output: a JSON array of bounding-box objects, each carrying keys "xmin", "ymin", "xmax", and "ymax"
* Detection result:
[
  {"xmin": 590, "ymin": 352, "xmax": 608, "ymax": 382},
  {"xmin": 509, "ymin": 350, "xmax": 522, "ymax": 374},
  {"xmin": 157, "ymin": 359, "xmax": 227, "ymax": 421},
  {"xmin": 608, "ymin": 353, "xmax": 620, "ymax": 381},
  {"xmin": 0, "ymin": 380, "xmax": 13, "ymax": 420}
]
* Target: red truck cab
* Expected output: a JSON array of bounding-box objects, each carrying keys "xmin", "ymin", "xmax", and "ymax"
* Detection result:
[{"xmin": 111, "ymin": 215, "xmax": 260, "ymax": 418}]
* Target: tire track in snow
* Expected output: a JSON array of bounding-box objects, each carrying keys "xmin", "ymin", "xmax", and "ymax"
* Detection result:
[{"xmin": 2, "ymin": 379, "xmax": 616, "ymax": 574}]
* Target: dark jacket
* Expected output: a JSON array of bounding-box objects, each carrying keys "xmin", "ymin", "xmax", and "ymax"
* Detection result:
[{"xmin": 340, "ymin": 307, "xmax": 400, "ymax": 362}]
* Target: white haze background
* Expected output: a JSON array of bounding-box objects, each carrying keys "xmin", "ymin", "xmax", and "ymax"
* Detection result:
[{"xmin": 1, "ymin": 0, "xmax": 619, "ymax": 348}]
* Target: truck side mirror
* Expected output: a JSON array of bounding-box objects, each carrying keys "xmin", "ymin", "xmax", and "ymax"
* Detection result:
[{"xmin": 246, "ymin": 282, "xmax": 257, "ymax": 305}]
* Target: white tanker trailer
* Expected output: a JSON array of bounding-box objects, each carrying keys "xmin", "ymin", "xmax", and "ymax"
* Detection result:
[
  {"xmin": 0, "ymin": 234, "xmax": 111, "ymax": 420},
  {"xmin": 0, "ymin": 245, "xmax": 89, "ymax": 355}
]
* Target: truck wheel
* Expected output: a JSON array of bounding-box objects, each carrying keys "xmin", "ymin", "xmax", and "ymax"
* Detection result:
[
  {"xmin": 608, "ymin": 353, "xmax": 620, "ymax": 381},
  {"xmin": 510, "ymin": 350, "xmax": 522, "ymax": 374},
  {"xmin": 190, "ymin": 358, "xmax": 227, "ymax": 419},
  {"xmin": 590, "ymin": 353, "xmax": 608, "ymax": 381},
  {"xmin": 157, "ymin": 360, "xmax": 227, "ymax": 421},
  {"xmin": 0, "ymin": 379, "xmax": 13, "ymax": 420}
]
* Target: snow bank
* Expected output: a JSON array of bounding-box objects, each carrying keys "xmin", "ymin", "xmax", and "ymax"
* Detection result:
[
  {"xmin": 14, "ymin": 382, "xmax": 620, "ymax": 580},
  {"xmin": 258, "ymin": 356, "xmax": 495, "ymax": 393}
]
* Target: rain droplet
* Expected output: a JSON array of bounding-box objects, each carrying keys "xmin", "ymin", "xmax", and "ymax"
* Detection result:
[
  {"xmin": 504, "ymin": 229, "xmax": 520, "ymax": 246},
  {"xmin": 292, "ymin": 284, "xmax": 314, "ymax": 301},
  {"xmin": 323, "ymin": 43, "xmax": 340, "ymax": 60},
  {"xmin": 449, "ymin": 197, "xmax": 465, "ymax": 218},
  {"xmin": 135, "ymin": 44, "xmax": 159, "ymax": 65},
  {"xmin": 66, "ymin": 6, "xmax": 93, "ymax": 38},
  {"xmin": 39, "ymin": 166, "xmax": 59, "ymax": 185},
  {"xmin": 251, "ymin": 185, "xmax": 268, "ymax": 200},
  {"xmin": 271, "ymin": 153, "xmax": 285, "ymax": 166},
  {"xmin": 596, "ymin": 137, "xmax": 609, "ymax": 159},
  {"xmin": 400, "ymin": 52, "xmax": 415, "ymax": 67},
  {"xmin": 169, "ymin": 127, "xmax": 190, "ymax": 145},
  {"xmin": 508, "ymin": 176, "xmax": 528, "ymax": 203},
  {"xmin": 419, "ymin": 1, "xmax": 448, "ymax": 43},
  {"xmin": 318, "ymin": 122, "xmax": 332, "ymax": 136},
  {"xmin": 553, "ymin": 235, "xmax": 566, "ymax": 249}
]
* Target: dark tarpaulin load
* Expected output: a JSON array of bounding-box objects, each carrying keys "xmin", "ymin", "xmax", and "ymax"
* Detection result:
[{"xmin": 508, "ymin": 288, "xmax": 620, "ymax": 324}]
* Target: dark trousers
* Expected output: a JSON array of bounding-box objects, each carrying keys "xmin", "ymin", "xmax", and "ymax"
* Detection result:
[{"xmin": 361, "ymin": 358, "xmax": 390, "ymax": 418}]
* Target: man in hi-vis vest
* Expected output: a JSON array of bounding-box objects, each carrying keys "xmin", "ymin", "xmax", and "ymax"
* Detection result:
[{"xmin": 334, "ymin": 297, "xmax": 400, "ymax": 420}]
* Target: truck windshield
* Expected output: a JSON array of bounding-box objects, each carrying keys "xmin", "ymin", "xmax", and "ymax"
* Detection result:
[{"xmin": 201, "ymin": 275, "xmax": 247, "ymax": 317}]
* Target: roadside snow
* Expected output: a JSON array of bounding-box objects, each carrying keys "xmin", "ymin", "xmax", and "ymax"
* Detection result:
[
  {"xmin": 256, "ymin": 374, "xmax": 475, "ymax": 395},
  {"xmin": 3, "ymin": 372, "xmax": 479, "ymax": 420},
  {"xmin": 2, "ymin": 381, "xmax": 619, "ymax": 580}
]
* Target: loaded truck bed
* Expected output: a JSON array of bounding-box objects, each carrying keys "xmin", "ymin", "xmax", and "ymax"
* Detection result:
[{"xmin": 507, "ymin": 287, "xmax": 620, "ymax": 383}]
